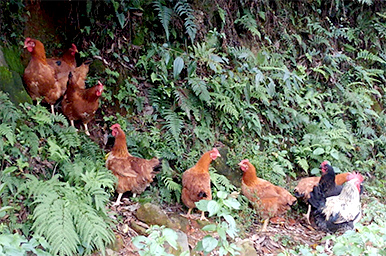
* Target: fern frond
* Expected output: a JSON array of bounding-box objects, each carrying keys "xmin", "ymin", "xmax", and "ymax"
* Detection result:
[
  {"xmin": 19, "ymin": 129, "xmax": 40, "ymax": 156},
  {"xmin": 81, "ymin": 168, "xmax": 116, "ymax": 211},
  {"xmin": 47, "ymin": 137, "xmax": 70, "ymax": 162},
  {"xmin": 357, "ymin": 50, "xmax": 386, "ymax": 64},
  {"xmin": 52, "ymin": 113, "xmax": 69, "ymax": 125},
  {"xmin": 0, "ymin": 92, "xmax": 20, "ymax": 125},
  {"xmin": 53, "ymin": 125, "xmax": 81, "ymax": 149},
  {"xmin": 213, "ymin": 94, "xmax": 239, "ymax": 118},
  {"xmin": 153, "ymin": 1, "xmax": 173, "ymax": 41},
  {"xmin": 174, "ymin": 88, "xmax": 196, "ymax": 120},
  {"xmin": 162, "ymin": 176, "xmax": 182, "ymax": 193},
  {"xmin": 188, "ymin": 77, "xmax": 211, "ymax": 103},
  {"xmin": 162, "ymin": 109, "xmax": 183, "ymax": 143},
  {"xmin": 235, "ymin": 11, "xmax": 261, "ymax": 39},
  {"xmin": 0, "ymin": 123, "xmax": 15, "ymax": 146},
  {"xmin": 209, "ymin": 169, "xmax": 236, "ymax": 192},
  {"xmin": 174, "ymin": 0, "xmax": 197, "ymax": 44},
  {"xmin": 31, "ymin": 110, "xmax": 53, "ymax": 125},
  {"xmin": 70, "ymin": 200, "xmax": 115, "ymax": 254}
]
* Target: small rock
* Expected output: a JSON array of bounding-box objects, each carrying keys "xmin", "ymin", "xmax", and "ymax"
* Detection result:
[
  {"xmin": 135, "ymin": 203, "xmax": 176, "ymax": 228},
  {"xmin": 236, "ymin": 239, "xmax": 258, "ymax": 256},
  {"xmin": 212, "ymin": 147, "xmax": 243, "ymax": 188}
]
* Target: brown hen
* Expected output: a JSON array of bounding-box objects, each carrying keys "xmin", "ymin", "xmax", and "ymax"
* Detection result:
[
  {"xmin": 23, "ymin": 38, "xmax": 69, "ymax": 114},
  {"xmin": 181, "ymin": 148, "xmax": 221, "ymax": 220},
  {"xmin": 61, "ymin": 72, "xmax": 103, "ymax": 135},
  {"xmin": 239, "ymin": 159, "xmax": 296, "ymax": 232},
  {"xmin": 106, "ymin": 124, "xmax": 160, "ymax": 205}
]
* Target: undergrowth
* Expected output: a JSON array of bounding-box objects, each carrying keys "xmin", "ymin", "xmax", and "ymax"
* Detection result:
[{"xmin": 0, "ymin": 0, "xmax": 385, "ymax": 255}]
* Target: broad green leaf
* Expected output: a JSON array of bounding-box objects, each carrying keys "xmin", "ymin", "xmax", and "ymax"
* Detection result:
[
  {"xmin": 207, "ymin": 201, "xmax": 220, "ymax": 217},
  {"xmin": 202, "ymin": 236, "xmax": 218, "ymax": 253},
  {"xmin": 0, "ymin": 206, "xmax": 13, "ymax": 213},
  {"xmin": 313, "ymin": 147, "xmax": 325, "ymax": 155},
  {"xmin": 216, "ymin": 191, "xmax": 227, "ymax": 199},
  {"xmin": 311, "ymin": 168, "xmax": 320, "ymax": 175},
  {"xmin": 223, "ymin": 198, "xmax": 240, "ymax": 210},
  {"xmin": 116, "ymin": 12, "xmax": 125, "ymax": 28},
  {"xmin": 131, "ymin": 236, "xmax": 148, "ymax": 250},
  {"xmin": 195, "ymin": 200, "xmax": 209, "ymax": 211},
  {"xmin": 163, "ymin": 228, "xmax": 177, "ymax": 249},
  {"xmin": 297, "ymin": 158, "xmax": 309, "ymax": 172},
  {"xmin": 173, "ymin": 57, "xmax": 184, "ymax": 79},
  {"xmin": 330, "ymin": 149, "xmax": 340, "ymax": 160},
  {"xmin": 202, "ymin": 224, "xmax": 217, "ymax": 232}
]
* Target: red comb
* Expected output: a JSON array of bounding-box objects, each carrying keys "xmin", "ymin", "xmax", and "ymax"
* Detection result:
[
  {"xmin": 110, "ymin": 124, "xmax": 121, "ymax": 130},
  {"xmin": 348, "ymin": 172, "xmax": 364, "ymax": 182},
  {"xmin": 238, "ymin": 159, "xmax": 249, "ymax": 165},
  {"xmin": 24, "ymin": 38, "xmax": 32, "ymax": 46}
]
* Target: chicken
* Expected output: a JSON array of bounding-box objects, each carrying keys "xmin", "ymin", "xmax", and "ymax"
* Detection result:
[
  {"xmin": 239, "ymin": 159, "xmax": 296, "ymax": 232},
  {"xmin": 294, "ymin": 170, "xmax": 350, "ymax": 200},
  {"xmin": 61, "ymin": 72, "xmax": 103, "ymax": 136},
  {"xmin": 70, "ymin": 59, "xmax": 93, "ymax": 89},
  {"xmin": 106, "ymin": 123, "xmax": 160, "ymax": 205},
  {"xmin": 294, "ymin": 168, "xmax": 351, "ymax": 224},
  {"xmin": 47, "ymin": 43, "xmax": 78, "ymax": 75},
  {"xmin": 181, "ymin": 148, "xmax": 221, "ymax": 221},
  {"xmin": 308, "ymin": 161, "xmax": 344, "ymax": 211},
  {"xmin": 23, "ymin": 38, "xmax": 69, "ymax": 114},
  {"xmin": 313, "ymin": 172, "xmax": 364, "ymax": 233}
]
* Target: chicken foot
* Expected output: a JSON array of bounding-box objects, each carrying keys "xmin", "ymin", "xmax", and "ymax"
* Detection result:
[
  {"xmin": 181, "ymin": 208, "xmax": 208, "ymax": 221},
  {"xmin": 200, "ymin": 211, "xmax": 208, "ymax": 221}
]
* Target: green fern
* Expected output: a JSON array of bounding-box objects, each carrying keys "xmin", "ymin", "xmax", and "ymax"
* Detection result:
[
  {"xmin": 22, "ymin": 170, "xmax": 115, "ymax": 256},
  {"xmin": 188, "ymin": 77, "xmax": 211, "ymax": 103},
  {"xmin": 53, "ymin": 125, "xmax": 81, "ymax": 149},
  {"xmin": 357, "ymin": 50, "xmax": 386, "ymax": 63},
  {"xmin": 209, "ymin": 169, "xmax": 236, "ymax": 193},
  {"xmin": 47, "ymin": 137, "xmax": 70, "ymax": 163},
  {"xmin": 18, "ymin": 128, "xmax": 40, "ymax": 157},
  {"xmin": 174, "ymin": 0, "xmax": 197, "ymax": 44},
  {"xmin": 33, "ymin": 194, "xmax": 80, "ymax": 256},
  {"xmin": 163, "ymin": 109, "xmax": 183, "ymax": 143},
  {"xmin": 213, "ymin": 94, "xmax": 239, "ymax": 118},
  {"xmin": 235, "ymin": 11, "xmax": 261, "ymax": 39},
  {"xmin": 153, "ymin": 1, "xmax": 173, "ymax": 41},
  {"xmin": 0, "ymin": 123, "xmax": 15, "ymax": 146},
  {"xmin": 0, "ymin": 92, "xmax": 20, "ymax": 125}
]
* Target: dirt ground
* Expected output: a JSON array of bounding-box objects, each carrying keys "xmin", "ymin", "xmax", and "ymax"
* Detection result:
[{"xmin": 105, "ymin": 199, "xmax": 331, "ymax": 256}]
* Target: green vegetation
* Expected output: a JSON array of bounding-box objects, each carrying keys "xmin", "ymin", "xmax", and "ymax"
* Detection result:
[{"xmin": 0, "ymin": 0, "xmax": 385, "ymax": 255}]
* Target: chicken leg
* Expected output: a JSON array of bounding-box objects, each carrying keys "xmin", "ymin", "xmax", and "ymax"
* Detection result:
[
  {"xmin": 51, "ymin": 105, "xmax": 55, "ymax": 115},
  {"xmin": 83, "ymin": 123, "xmax": 91, "ymax": 136},
  {"xmin": 185, "ymin": 208, "xmax": 193, "ymax": 218},
  {"xmin": 200, "ymin": 211, "xmax": 208, "ymax": 221},
  {"xmin": 305, "ymin": 204, "xmax": 312, "ymax": 225},
  {"xmin": 261, "ymin": 218, "xmax": 269, "ymax": 232},
  {"xmin": 113, "ymin": 193, "xmax": 123, "ymax": 206}
]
